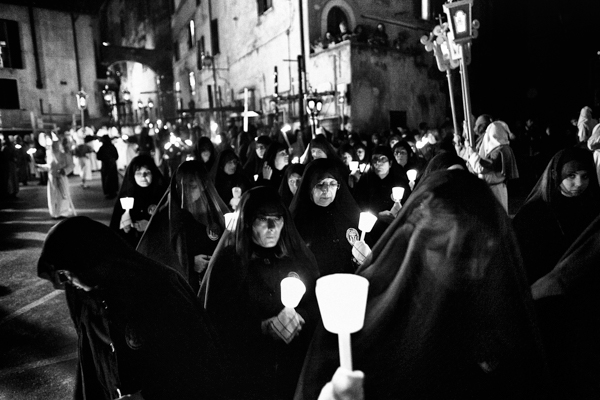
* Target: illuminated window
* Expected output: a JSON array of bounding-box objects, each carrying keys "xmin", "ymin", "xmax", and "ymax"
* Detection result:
[{"xmin": 0, "ymin": 19, "xmax": 23, "ymax": 69}]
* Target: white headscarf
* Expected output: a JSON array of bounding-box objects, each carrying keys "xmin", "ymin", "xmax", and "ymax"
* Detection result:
[{"xmin": 479, "ymin": 121, "xmax": 511, "ymax": 158}]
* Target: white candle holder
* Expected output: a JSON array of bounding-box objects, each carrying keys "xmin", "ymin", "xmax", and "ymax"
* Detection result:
[
  {"xmin": 120, "ymin": 197, "xmax": 134, "ymax": 210},
  {"xmin": 316, "ymin": 274, "xmax": 369, "ymax": 371},
  {"xmin": 281, "ymin": 275, "xmax": 306, "ymax": 309},
  {"xmin": 358, "ymin": 212, "xmax": 377, "ymax": 242},
  {"xmin": 392, "ymin": 186, "xmax": 405, "ymax": 202},
  {"xmin": 407, "ymin": 169, "xmax": 418, "ymax": 190}
]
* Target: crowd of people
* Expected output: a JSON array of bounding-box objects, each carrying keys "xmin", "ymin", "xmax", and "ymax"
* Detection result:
[{"xmin": 23, "ymin": 104, "xmax": 600, "ymax": 399}]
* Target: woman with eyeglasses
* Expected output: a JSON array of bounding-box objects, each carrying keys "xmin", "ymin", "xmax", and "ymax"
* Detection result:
[
  {"xmin": 200, "ymin": 186, "xmax": 319, "ymax": 400},
  {"xmin": 290, "ymin": 158, "xmax": 362, "ymax": 276},
  {"xmin": 279, "ymin": 163, "xmax": 305, "ymax": 208},
  {"xmin": 353, "ymin": 146, "xmax": 410, "ymax": 244},
  {"xmin": 38, "ymin": 216, "xmax": 228, "ymax": 400},
  {"xmin": 110, "ymin": 154, "xmax": 167, "ymax": 248},
  {"xmin": 210, "ymin": 148, "xmax": 253, "ymax": 211}
]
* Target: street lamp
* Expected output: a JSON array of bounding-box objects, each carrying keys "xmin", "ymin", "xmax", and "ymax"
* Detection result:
[
  {"xmin": 137, "ymin": 100, "xmax": 144, "ymax": 123},
  {"xmin": 76, "ymin": 89, "xmax": 87, "ymax": 128},
  {"xmin": 147, "ymin": 99, "xmax": 154, "ymax": 121},
  {"xmin": 305, "ymin": 95, "xmax": 323, "ymax": 138}
]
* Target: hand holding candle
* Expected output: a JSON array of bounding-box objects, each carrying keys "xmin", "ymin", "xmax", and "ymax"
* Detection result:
[{"xmin": 316, "ymin": 274, "xmax": 369, "ymax": 371}]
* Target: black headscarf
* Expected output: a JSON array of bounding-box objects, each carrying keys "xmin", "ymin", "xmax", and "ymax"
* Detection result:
[
  {"xmin": 37, "ymin": 216, "xmax": 228, "ymax": 400},
  {"xmin": 513, "ymin": 147, "xmax": 600, "ymax": 284},
  {"xmin": 243, "ymin": 135, "xmax": 272, "ymax": 179},
  {"xmin": 295, "ymin": 170, "xmax": 550, "ymax": 400},
  {"xmin": 279, "ymin": 163, "xmax": 305, "ymax": 208},
  {"xmin": 257, "ymin": 141, "xmax": 289, "ymax": 189},
  {"xmin": 109, "ymin": 154, "xmax": 167, "ymax": 247},
  {"xmin": 416, "ymin": 150, "xmax": 467, "ymax": 190},
  {"xmin": 199, "ymin": 186, "xmax": 320, "ymax": 399},
  {"xmin": 290, "ymin": 158, "xmax": 361, "ymax": 276},
  {"xmin": 137, "ymin": 160, "xmax": 230, "ymax": 293},
  {"xmin": 192, "ymin": 136, "xmax": 217, "ymax": 172},
  {"xmin": 209, "ymin": 148, "xmax": 253, "ymax": 209}
]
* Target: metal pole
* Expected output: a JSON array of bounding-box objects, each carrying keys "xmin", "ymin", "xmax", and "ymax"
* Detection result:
[
  {"xmin": 445, "ymin": 70, "xmax": 459, "ymax": 137},
  {"xmin": 297, "ymin": 54, "xmax": 305, "ymax": 134},
  {"xmin": 459, "ymin": 44, "xmax": 474, "ymax": 147},
  {"xmin": 80, "ymin": 109, "xmax": 84, "ymax": 129}
]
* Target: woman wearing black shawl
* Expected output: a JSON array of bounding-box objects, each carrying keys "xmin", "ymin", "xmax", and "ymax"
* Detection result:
[
  {"xmin": 96, "ymin": 135, "xmax": 120, "ymax": 199},
  {"xmin": 137, "ymin": 160, "xmax": 229, "ymax": 293},
  {"xmin": 392, "ymin": 139, "xmax": 427, "ymax": 180},
  {"xmin": 352, "ymin": 145, "xmax": 410, "ymax": 245},
  {"xmin": 109, "ymin": 155, "xmax": 167, "ymax": 248},
  {"xmin": 295, "ymin": 170, "xmax": 550, "ymax": 400},
  {"xmin": 416, "ymin": 150, "xmax": 467, "ymax": 188},
  {"xmin": 290, "ymin": 158, "xmax": 361, "ymax": 276},
  {"xmin": 209, "ymin": 148, "xmax": 253, "ymax": 211},
  {"xmin": 279, "ymin": 163, "xmax": 305, "ymax": 208},
  {"xmin": 37, "ymin": 216, "xmax": 227, "ymax": 400},
  {"xmin": 200, "ymin": 186, "xmax": 320, "ymax": 400},
  {"xmin": 531, "ymin": 213, "xmax": 600, "ymax": 399},
  {"xmin": 192, "ymin": 136, "xmax": 217, "ymax": 173},
  {"xmin": 256, "ymin": 142, "xmax": 290, "ymax": 189},
  {"xmin": 243, "ymin": 135, "xmax": 272, "ymax": 181},
  {"xmin": 513, "ymin": 147, "xmax": 600, "ymax": 284}
]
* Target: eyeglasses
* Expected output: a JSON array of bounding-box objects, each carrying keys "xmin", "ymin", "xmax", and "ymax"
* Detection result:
[
  {"xmin": 394, "ymin": 150, "xmax": 408, "ymax": 156},
  {"xmin": 371, "ymin": 156, "xmax": 389, "ymax": 164},
  {"xmin": 315, "ymin": 181, "xmax": 340, "ymax": 192},
  {"xmin": 225, "ymin": 159, "xmax": 239, "ymax": 166},
  {"xmin": 135, "ymin": 170, "xmax": 152, "ymax": 177},
  {"xmin": 288, "ymin": 178, "xmax": 301, "ymax": 186}
]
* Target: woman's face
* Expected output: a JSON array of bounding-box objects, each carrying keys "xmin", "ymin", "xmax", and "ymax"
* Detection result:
[
  {"xmin": 372, "ymin": 155, "xmax": 391, "ymax": 178},
  {"xmin": 394, "ymin": 148, "xmax": 409, "ymax": 166},
  {"xmin": 223, "ymin": 159, "xmax": 238, "ymax": 175},
  {"xmin": 311, "ymin": 148, "xmax": 327, "ymax": 160},
  {"xmin": 256, "ymin": 143, "xmax": 267, "ymax": 158},
  {"xmin": 200, "ymin": 150, "xmax": 211, "ymax": 163},
  {"xmin": 341, "ymin": 152, "xmax": 353, "ymax": 166},
  {"xmin": 252, "ymin": 213, "xmax": 284, "ymax": 248},
  {"xmin": 134, "ymin": 166, "xmax": 153, "ymax": 187},
  {"xmin": 560, "ymin": 170, "xmax": 589, "ymax": 197},
  {"xmin": 288, "ymin": 173, "xmax": 301, "ymax": 195},
  {"xmin": 311, "ymin": 178, "xmax": 339, "ymax": 207},
  {"xmin": 184, "ymin": 181, "xmax": 202, "ymax": 202},
  {"xmin": 356, "ymin": 148, "xmax": 366, "ymax": 161},
  {"xmin": 274, "ymin": 150, "xmax": 289, "ymax": 169}
]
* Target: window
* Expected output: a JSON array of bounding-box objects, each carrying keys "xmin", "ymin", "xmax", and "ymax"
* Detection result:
[
  {"xmin": 0, "ymin": 79, "xmax": 19, "ymax": 109},
  {"xmin": 188, "ymin": 20, "xmax": 195, "ymax": 49},
  {"xmin": 210, "ymin": 19, "xmax": 219, "ymax": 55},
  {"xmin": 257, "ymin": 0, "xmax": 273, "ymax": 15},
  {"xmin": 0, "ymin": 19, "xmax": 23, "ymax": 69}
]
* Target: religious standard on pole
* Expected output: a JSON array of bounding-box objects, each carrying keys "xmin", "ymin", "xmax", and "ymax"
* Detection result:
[{"xmin": 421, "ymin": 0, "xmax": 479, "ymax": 147}]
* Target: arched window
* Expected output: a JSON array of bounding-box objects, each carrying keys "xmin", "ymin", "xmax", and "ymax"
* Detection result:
[{"xmin": 326, "ymin": 6, "xmax": 349, "ymax": 37}]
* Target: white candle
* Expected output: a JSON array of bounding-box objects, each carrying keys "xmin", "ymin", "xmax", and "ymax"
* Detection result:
[
  {"xmin": 392, "ymin": 187, "xmax": 405, "ymax": 202},
  {"xmin": 120, "ymin": 197, "xmax": 134, "ymax": 210},
  {"xmin": 358, "ymin": 212, "xmax": 377, "ymax": 242}
]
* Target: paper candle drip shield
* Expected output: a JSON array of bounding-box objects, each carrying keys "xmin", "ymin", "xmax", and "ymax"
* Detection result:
[
  {"xmin": 392, "ymin": 187, "xmax": 405, "ymax": 202},
  {"xmin": 316, "ymin": 274, "xmax": 369, "ymax": 334},
  {"xmin": 120, "ymin": 197, "xmax": 134, "ymax": 210},
  {"xmin": 281, "ymin": 276, "xmax": 306, "ymax": 308}
]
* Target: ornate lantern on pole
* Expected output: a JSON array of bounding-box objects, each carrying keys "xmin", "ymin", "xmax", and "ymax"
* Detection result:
[{"xmin": 421, "ymin": 0, "xmax": 479, "ymax": 147}]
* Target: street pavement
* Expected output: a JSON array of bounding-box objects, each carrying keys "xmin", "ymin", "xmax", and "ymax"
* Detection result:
[{"xmin": 0, "ymin": 172, "xmax": 117, "ymax": 400}]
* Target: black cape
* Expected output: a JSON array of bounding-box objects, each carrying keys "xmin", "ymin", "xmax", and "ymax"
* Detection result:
[{"xmin": 295, "ymin": 170, "xmax": 550, "ymax": 400}]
